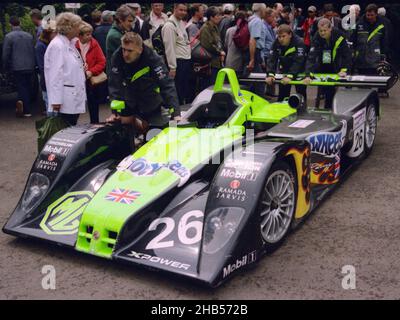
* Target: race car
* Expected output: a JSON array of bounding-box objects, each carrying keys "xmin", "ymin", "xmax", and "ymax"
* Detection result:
[{"xmin": 3, "ymin": 68, "xmax": 395, "ymax": 287}]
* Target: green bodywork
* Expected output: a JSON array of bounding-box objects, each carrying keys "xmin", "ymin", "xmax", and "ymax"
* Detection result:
[{"xmin": 53, "ymin": 68, "xmax": 297, "ymax": 258}]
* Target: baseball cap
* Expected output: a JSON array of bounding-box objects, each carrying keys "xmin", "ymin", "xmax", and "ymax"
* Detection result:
[
  {"xmin": 126, "ymin": 3, "xmax": 141, "ymax": 9},
  {"xmin": 101, "ymin": 10, "xmax": 115, "ymax": 20},
  {"xmin": 308, "ymin": 6, "xmax": 317, "ymax": 12},
  {"xmin": 222, "ymin": 4, "xmax": 235, "ymax": 13}
]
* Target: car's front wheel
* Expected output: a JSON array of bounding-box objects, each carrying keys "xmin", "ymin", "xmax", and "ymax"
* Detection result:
[{"xmin": 258, "ymin": 162, "xmax": 297, "ymax": 252}]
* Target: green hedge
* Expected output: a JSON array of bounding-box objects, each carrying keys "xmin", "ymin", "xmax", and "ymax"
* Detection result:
[{"xmin": 0, "ymin": 10, "xmax": 35, "ymax": 43}]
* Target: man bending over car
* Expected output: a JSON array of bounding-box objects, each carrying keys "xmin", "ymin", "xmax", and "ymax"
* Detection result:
[{"xmin": 107, "ymin": 32, "xmax": 181, "ymax": 132}]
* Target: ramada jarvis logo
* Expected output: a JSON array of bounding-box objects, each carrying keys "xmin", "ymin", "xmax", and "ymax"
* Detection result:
[
  {"xmin": 47, "ymin": 153, "xmax": 56, "ymax": 162},
  {"xmin": 223, "ymin": 251, "xmax": 257, "ymax": 279},
  {"xmin": 216, "ymin": 186, "xmax": 247, "ymax": 202},
  {"xmin": 40, "ymin": 191, "xmax": 93, "ymax": 235}
]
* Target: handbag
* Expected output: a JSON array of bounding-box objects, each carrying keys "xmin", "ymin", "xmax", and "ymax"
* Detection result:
[
  {"xmin": 190, "ymin": 31, "xmax": 212, "ymax": 63},
  {"xmin": 89, "ymin": 71, "xmax": 107, "ymax": 86},
  {"xmin": 35, "ymin": 115, "xmax": 69, "ymax": 153}
]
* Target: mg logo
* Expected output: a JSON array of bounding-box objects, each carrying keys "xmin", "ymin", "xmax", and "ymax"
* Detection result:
[{"xmin": 40, "ymin": 191, "xmax": 93, "ymax": 235}]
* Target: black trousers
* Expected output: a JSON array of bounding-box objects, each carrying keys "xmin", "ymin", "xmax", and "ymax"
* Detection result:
[
  {"xmin": 278, "ymin": 84, "xmax": 307, "ymax": 102},
  {"xmin": 321, "ymin": 86, "xmax": 336, "ymax": 109},
  {"xmin": 175, "ymin": 59, "xmax": 195, "ymax": 105},
  {"xmin": 60, "ymin": 113, "xmax": 79, "ymax": 126},
  {"xmin": 13, "ymin": 71, "xmax": 34, "ymax": 114},
  {"xmin": 199, "ymin": 67, "xmax": 219, "ymax": 92},
  {"xmin": 86, "ymin": 82, "xmax": 103, "ymax": 124}
]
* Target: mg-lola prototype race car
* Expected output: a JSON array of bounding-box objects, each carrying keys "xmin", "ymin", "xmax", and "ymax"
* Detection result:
[{"xmin": 3, "ymin": 68, "xmax": 395, "ymax": 287}]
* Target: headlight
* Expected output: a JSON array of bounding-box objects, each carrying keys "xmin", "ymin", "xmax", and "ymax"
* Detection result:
[
  {"xmin": 21, "ymin": 173, "xmax": 50, "ymax": 212},
  {"xmin": 203, "ymin": 207, "xmax": 245, "ymax": 254}
]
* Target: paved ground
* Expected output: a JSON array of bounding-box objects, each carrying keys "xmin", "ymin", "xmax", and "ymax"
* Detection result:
[{"xmin": 0, "ymin": 83, "xmax": 400, "ymax": 300}]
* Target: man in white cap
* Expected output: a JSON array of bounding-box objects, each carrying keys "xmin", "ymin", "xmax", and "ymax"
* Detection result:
[
  {"xmin": 127, "ymin": 3, "xmax": 144, "ymax": 31},
  {"xmin": 377, "ymin": 6, "xmax": 393, "ymax": 52},
  {"xmin": 219, "ymin": 4, "xmax": 235, "ymax": 45},
  {"xmin": 141, "ymin": 3, "xmax": 169, "ymax": 47},
  {"xmin": 302, "ymin": 5, "xmax": 317, "ymax": 49}
]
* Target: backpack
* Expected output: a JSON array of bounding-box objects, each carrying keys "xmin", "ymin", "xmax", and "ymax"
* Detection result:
[
  {"xmin": 232, "ymin": 18, "xmax": 250, "ymax": 50},
  {"xmin": 151, "ymin": 21, "xmax": 176, "ymax": 57}
]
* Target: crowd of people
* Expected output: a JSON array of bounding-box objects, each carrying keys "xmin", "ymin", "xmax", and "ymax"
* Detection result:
[{"xmin": 0, "ymin": 3, "xmax": 394, "ymax": 128}]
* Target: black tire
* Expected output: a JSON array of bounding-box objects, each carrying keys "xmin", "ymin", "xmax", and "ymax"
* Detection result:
[
  {"xmin": 257, "ymin": 161, "xmax": 297, "ymax": 253},
  {"xmin": 364, "ymin": 102, "xmax": 378, "ymax": 157}
]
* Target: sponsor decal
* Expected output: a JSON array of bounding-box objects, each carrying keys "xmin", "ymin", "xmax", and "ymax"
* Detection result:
[
  {"xmin": 353, "ymin": 108, "xmax": 366, "ymax": 128},
  {"xmin": 105, "ymin": 188, "xmax": 141, "ymax": 205},
  {"xmin": 46, "ymin": 140, "xmax": 74, "ymax": 148},
  {"xmin": 310, "ymin": 154, "xmax": 340, "ymax": 184},
  {"xmin": 118, "ymin": 157, "xmax": 191, "ymax": 187},
  {"xmin": 43, "ymin": 144, "xmax": 70, "ymax": 156},
  {"xmin": 220, "ymin": 168, "xmax": 257, "ymax": 182},
  {"xmin": 154, "ymin": 66, "xmax": 166, "ymax": 80},
  {"xmin": 47, "ymin": 153, "xmax": 56, "ymax": 162},
  {"xmin": 127, "ymin": 251, "xmax": 191, "ymax": 270},
  {"xmin": 216, "ymin": 186, "xmax": 247, "ymax": 202},
  {"xmin": 50, "ymin": 136, "xmax": 79, "ymax": 144},
  {"xmin": 224, "ymin": 159, "xmax": 262, "ymax": 172},
  {"xmin": 347, "ymin": 108, "xmax": 366, "ymax": 158},
  {"xmin": 230, "ymin": 180, "xmax": 241, "ymax": 189},
  {"xmin": 237, "ymin": 91, "xmax": 246, "ymax": 103},
  {"xmin": 40, "ymin": 191, "xmax": 93, "ymax": 235},
  {"xmin": 37, "ymin": 158, "xmax": 59, "ymax": 172},
  {"xmin": 306, "ymin": 121, "xmax": 347, "ymax": 156},
  {"xmin": 289, "ymin": 119, "xmax": 315, "ymax": 128},
  {"xmin": 223, "ymin": 251, "xmax": 257, "ymax": 279}
]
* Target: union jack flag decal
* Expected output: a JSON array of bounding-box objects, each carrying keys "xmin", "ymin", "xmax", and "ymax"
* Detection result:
[{"xmin": 105, "ymin": 188, "xmax": 141, "ymax": 205}]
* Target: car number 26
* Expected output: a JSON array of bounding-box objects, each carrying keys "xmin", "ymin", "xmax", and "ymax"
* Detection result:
[{"xmin": 145, "ymin": 210, "xmax": 204, "ymax": 250}]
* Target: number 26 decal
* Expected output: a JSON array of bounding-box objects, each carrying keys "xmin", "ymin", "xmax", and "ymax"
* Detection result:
[{"xmin": 146, "ymin": 210, "xmax": 204, "ymax": 250}]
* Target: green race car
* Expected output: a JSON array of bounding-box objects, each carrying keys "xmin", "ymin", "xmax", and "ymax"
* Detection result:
[{"xmin": 3, "ymin": 68, "xmax": 394, "ymax": 287}]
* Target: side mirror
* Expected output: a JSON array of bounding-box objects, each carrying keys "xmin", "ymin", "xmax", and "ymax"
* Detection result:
[
  {"xmin": 288, "ymin": 94, "xmax": 306, "ymax": 113},
  {"xmin": 110, "ymin": 100, "xmax": 126, "ymax": 113}
]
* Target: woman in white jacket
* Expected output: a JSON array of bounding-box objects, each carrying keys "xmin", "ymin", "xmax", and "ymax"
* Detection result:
[{"xmin": 44, "ymin": 12, "xmax": 86, "ymax": 125}]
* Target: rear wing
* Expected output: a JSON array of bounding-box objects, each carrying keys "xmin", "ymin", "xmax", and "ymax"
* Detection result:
[{"xmin": 239, "ymin": 73, "xmax": 398, "ymax": 89}]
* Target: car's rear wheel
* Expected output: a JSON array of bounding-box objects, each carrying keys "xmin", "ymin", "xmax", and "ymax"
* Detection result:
[
  {"xmin": 365, "ymin": 102, "xmax": 378, "ymax": 156},
  {"xmin": 259, "ymin": 162, "xmax": 297, "ymax": 252}
]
